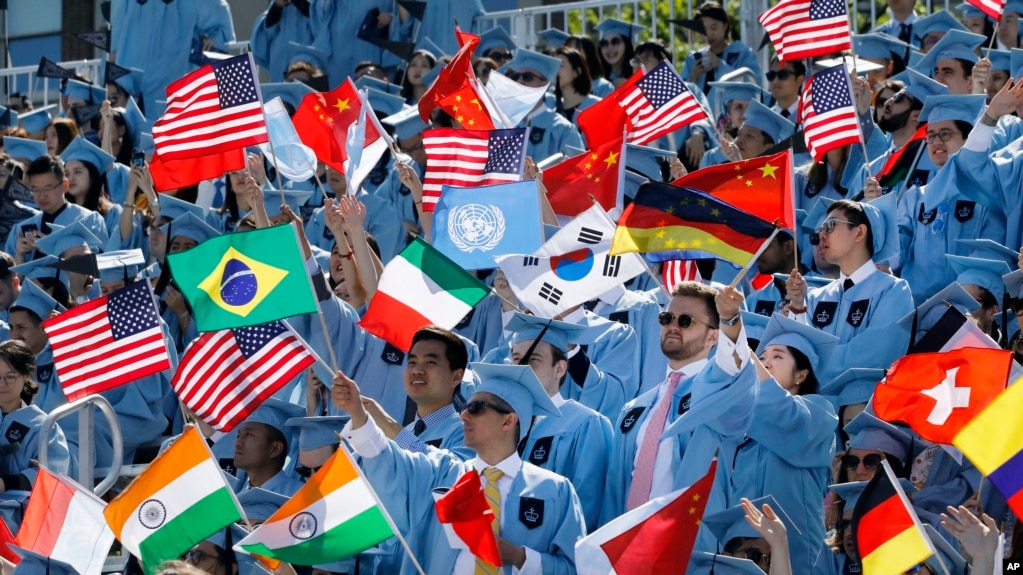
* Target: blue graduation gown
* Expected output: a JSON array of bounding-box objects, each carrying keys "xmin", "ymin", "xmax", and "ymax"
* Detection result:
[
  {"xmin": 591, "ymin": 289, "xmax": 667, "ymax": 395},
  {"xmin": 355, "ymin": 433, "xmax": 586, "ymax": 575},
  {"xmin": 251, "ymin": 0, "xmax": 315, "ymax": 82},
  {"xmin": 452, "ymin": 294, "xmax": 504, "ymax": 360},
  {"xmin": 745, "ymin": 277, "xmax": 788, "ymax": 318},
  {"xmin": 5, "ymin": 204, "xmax": 108, "ymax": 262},
  {"xmin": 110, "ymin": 0, "xmax": 235, "ymax": 117},
  {"xmin": 521, "ymin": 109, "xmax": 585, "ymax": 165},
  {"xmin": 803, "ymin": 270, "xmax": 914, "ymax": 383},
  {"xmin": 592, "ymin": 78, "xmax": 615, "ymax": 98},
  {"xmin": 0, "ymin": 404, "xmax": 71, "ymax": 487},
  {"xmin": 236, "ymin": 469, "xmax": 305, "ymax": 497},
  {"xmin": 405, "ymin": 410, "xmax": 473, "ymax": 461},
  {"xmin": 521, "ymin": 399, "xmax": 613, "ymax": 531},
  {"xmin": 955, "ymin": 138, "xmax": 1023, "ymax": 253},
  {"xmin": 310, "ymin": 0, "xmax": 387, "ymax": 89},
  {"xmin": 678, "ymin": 41, "xmax": 761, "ymax": 95},
  {"xmin": 387, "ymin": 0, "xmax": 485, "ymax": 60}
]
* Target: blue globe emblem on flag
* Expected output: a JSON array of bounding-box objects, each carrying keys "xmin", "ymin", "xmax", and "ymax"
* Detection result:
[
  {"xmin": 447, "ymin": 204, "xmax": 506, "ymax": 253},
  {"xmin": 220, "ymin": 259, "xmax": 258, "ymax": 306},
  {"xmin": 549, "ymin": 248, "xmax": 594, "ymax": 280}
]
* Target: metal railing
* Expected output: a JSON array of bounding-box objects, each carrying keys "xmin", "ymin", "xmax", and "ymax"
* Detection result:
[
  {"xmin": 39, "ymin": 394, "xmax": 123, "ymax": 497},
  {"xmin": 1, "ymin": 59, "xmax": 105, "ymax": 107}
]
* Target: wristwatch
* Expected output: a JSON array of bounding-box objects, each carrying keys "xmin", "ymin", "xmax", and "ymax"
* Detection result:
[{"xmin": 721, "ymin": 313, "xmax": 741, "ymax": 327}]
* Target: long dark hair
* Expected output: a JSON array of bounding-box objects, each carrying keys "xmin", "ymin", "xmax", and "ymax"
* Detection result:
[
  {"xmin": 400, "ymin": 50, "xmax": 437, "ymax": 101},
  {"xmin": 599, "ymin": 35, "xmax": 634, "ymax": 80},
  {"xmin": 567, "ymin": 35, "xmax": 606, "ymax": 81},
  {"xmin": 805, "ymin": 145, "xmax": 850, "ymax": 199},
  {"xmin": 0, "ymin": 339, "xmax": 39, "ymax": 405},
  {"xmin": 67, "ymin": 160, "xmax": 113, "ymax": 215},
  {"xmin": 47, "ymin": 118, "xmax": 79, "ymax": 155},
  {"xmin": 787, "ymin": 345, "xmax": 819, "ymax": 395},
  {"xmin": 552, "ymin": 46, "xmax": 593, "ymax": 97}
]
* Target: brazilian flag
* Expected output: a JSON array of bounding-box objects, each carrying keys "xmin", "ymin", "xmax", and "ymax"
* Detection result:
[{"xmin": 167, "ymin": 224, "xmax": 318, "ymax": 332}]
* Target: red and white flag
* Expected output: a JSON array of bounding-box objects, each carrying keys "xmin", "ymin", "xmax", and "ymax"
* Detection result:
[
  {"xmin": 617, "ymin": 62, "xmax": 708, "ymax": 145},
  {"xmin": 16, "ymin": 468, "xmax": 114, "ymax": 575},
  {"xmin": 661, "ymin": 260, "xmax": 703, "ymax": 294},
  {"xmin": 759, "ymin": 0, "xmax": 852, "ymax": 62},
  {"xmin": 172, "ymin": 320, "xmax": 316, "ymax": 432},
  {"xmin": 152, "ymin": 53, "xmax": 268, "ymax": 161},
  {"xmin": 421, "ymin": 127, "xmax": 526, "ymax": 211},
  {"xmin": 967, "ymin": 0, "xmax": 1006, "ymax": 20},
  {"xmin": 43, "ymin": 281, "xmax": 172, "ymax": 402},
  {"xmin": 799, "ymin": 64, "xmax": 862, "ymax": 162}
]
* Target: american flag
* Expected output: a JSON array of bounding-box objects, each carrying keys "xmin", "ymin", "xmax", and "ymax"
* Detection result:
[
  {"xmin": 661, "ymin": 260, "xmax": 703, "ymax": 294},
  {"xmin": 799, "ymin": 64, "xmax": 862, "ymax": 162},
  {"xmin": 172, "ymin": 320, "xmax": 315, "ymax": 432},
  {"xmin": 421, "ymin": 127, "xmax": 526, "ymax": 212},
  {"xmin": 152, "ymin": 54, "xmax": 268, "ymax": 161},
  {"xmin": 617, "ymin": 62, "xmax": 707, "ymax": 145},
  {"xmin": 43, "ymin": 281, "xmax": 171, "ymax": 402},
  {"xmin": 967, "ymin": 0, "xmax": 1006, "ymax": 20},
  {"xmin": 760, "ymin": 0, "xmax": 852, "ymax": 62}
]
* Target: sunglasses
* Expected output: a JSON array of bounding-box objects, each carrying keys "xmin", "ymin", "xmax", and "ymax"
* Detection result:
[
  {"xmin": 462, "ymin": 400, "xmax": 512, "ymax": 416},
  {"xmin": 841, "ymin": 453, "xmax": 883, "ymax": 471},
  {"xmin": 766, "ymin": 69, "xmax": 794, "ymax": 81},
  {"xmin": 889, "ymin": 91, "xmax": 914, "ymax": 105},
  {"xmin": 600, "ymin": 37, "xmax": 624, "ymax": 48},
  {"xmin": 488, "ymin": 50, "xmax": 513, "ymax": 61},
  {"xmin": 509, "ymin": 71, "xmax": 546, "ymax": 83},
  {"xmin": 294, "ymin": 464, "xmax": 323, "ymax": 479},
  {"xmin": 835, "ymin": 519, "xmax": 851, "ymax": 531},
  {"xmin": 658, "ymin": 311, "xmax": 714, "ymax": 329},
  {"xmin": 816, "ymin": 216, "xmax": 856, "ymax": 235},
  {"xmin": 735, "ymin": 548, "xmax": 771, "ymax": 567}
]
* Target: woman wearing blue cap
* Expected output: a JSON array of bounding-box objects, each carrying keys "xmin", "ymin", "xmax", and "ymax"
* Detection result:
[
  {"xmin": 60, "ymin": 136, "xmax": 126, "ymax": 239},
  {"xmin": 98, "ymin": 101, "xmax": 135, "ymax": 168},
  {"xmin": 678, "ymin": 2, "xmax": 760, "ymax": 95},
  {"xmin": 595, "ymin": 18, "xmax": 639, "ymax": 87}
]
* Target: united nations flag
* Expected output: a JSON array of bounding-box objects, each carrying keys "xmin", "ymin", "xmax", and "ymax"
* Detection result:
[
  {"xmin": 433, "ymin": 180, "xmax": 545, "ymax": 270},
  {"xmin": 167, "ymin": 223, "xmax": 318, "ymax": 331}
]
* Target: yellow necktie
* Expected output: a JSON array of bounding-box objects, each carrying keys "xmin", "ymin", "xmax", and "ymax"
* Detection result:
[{"xmin": 474, "ymin": 467, "xmax": 504, "ymax": 575}]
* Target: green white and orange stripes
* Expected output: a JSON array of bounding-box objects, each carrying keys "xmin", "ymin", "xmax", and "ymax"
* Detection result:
[
  {"xmin": 358, "ymin": 236, "xmax": 490, "ymax": 350},
  {"xmin": 103, "ymin": 426, "xmax": 243, "ymax": 573},
  {"xmin": 237, "ymin": 445, "xmax": 394, "ymax": 563}
]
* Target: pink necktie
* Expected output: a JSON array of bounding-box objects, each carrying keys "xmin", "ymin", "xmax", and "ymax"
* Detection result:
[{"xmin": 626, "ymin": 371, "xmax": 683, "ymax": 510}]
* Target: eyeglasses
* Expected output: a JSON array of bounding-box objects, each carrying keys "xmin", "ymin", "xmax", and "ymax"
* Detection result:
[
  {"xmin": 488, "ymin": 50, "xmax": 513, "ymax": 62},
  {"xmin": 926, "ymin": 129, "xmax": 960, "ymax": 143},
  {"xmin": 841, "ymin": 453, "xmax": 883, "ymax": 471},
  {"xmin": 509, "ymin": 71, "xmax": 546, "ymax": 83},
  {"xmin": 462, "ymin": 400, "xmax": 512, "ymax": 416},
  {"xmin": 0, "ymin": 374, "xmax": 21, "ymax": 385},
  {"xmin": 185, "ymin": 548, "xmax": 221, "ymax": 566},
  {"xmin": 765, "ymin": 69, "xmax": 794, "ymax": 81},
  {"xmin": 735, "ymin": 548, "xmax": 771, "ymax": 567},
  {"xmin": 658, "ymin": 311, "xmax": 715, "ymax": 329},
  {"xmin": 294, "ymin": 464, "xmax": 323, "ymax": 479},
  {"xmin": 816, "ymin": 217, "xmax": 857, "ymax": 235},
  {"xmin": 29, "ymin": 181, "xmax": 63, "ymax": 195},
  {"xmin": 599, "ymin": 37, "xmax": 624, "ymax": 48}
]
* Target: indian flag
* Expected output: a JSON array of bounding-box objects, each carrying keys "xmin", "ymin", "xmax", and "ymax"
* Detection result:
[
  {"xmin": 358, "ymin": 236, "xmax": 490, "ymax": 350},
  {"xmin": 237, "ymin": 444, "xmax": 395, "ymax": 563},
  {"xmin": 103, "ymin": 426, "xmax": 243, "ymax": 573}
]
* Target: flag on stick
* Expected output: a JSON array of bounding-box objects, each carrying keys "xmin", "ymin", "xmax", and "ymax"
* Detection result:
[
  {"xmin": 543, "ymin": 135, "xmax": 626, "ymax": 216},
  {"xmin": 434, "ymin": 471, "xmax": 502, "ymax": 566},
  {"xmin": 616, "ymin": 62, "xmax": 708, "ymax": 146},
  {"xmin": 421, "ymin": 127, "xmax": 526, "ymax": 211},
  {"xmin": 800, "ymin": 64, "xmax": 862, "ymax": 162},
  {"xmin": 759, "ymin": 0, "xmax": 852, "ymax": 62}
]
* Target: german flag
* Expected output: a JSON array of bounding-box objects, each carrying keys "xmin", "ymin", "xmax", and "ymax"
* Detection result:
[
  {"xmin": 852, "ymin": 460, "xmax": 934, "ymax": 574},
  {"xmin": 610, "ymin": 182, "xmax": 778, "ymax": 268}
]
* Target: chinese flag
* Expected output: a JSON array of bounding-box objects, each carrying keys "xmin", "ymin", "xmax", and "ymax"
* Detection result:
[
  {"xmin": 575, "ymin": 71, "xmax": 641, "ymax": 148},
  {"xmin": 419, "ymin": 28, "xmax": 480, "ymax": 123},
  {"xmin": 543, "ymin": 135, "xmax": 625, "ymax": 216},
  {"xmin": 149, "ymin": 148, "xmax": 246, "ymax": 192},
  {"xmin": 438, "ymin": 84, "xmax": 495, "ymax": 130},
  {"xmin": 873, "ymin": 347, "xmax": 1012, "ymax": 444},
  {"xmin": 434, "ymin": 470, "xmax": 502, "ymax": 566},
  {"xmin": 292, "ymin": 78, "xmax": 361, "ymax": 172},
  {"xmin": 670, "ymin": 149, "xmax": 794, "ymax": 230}
]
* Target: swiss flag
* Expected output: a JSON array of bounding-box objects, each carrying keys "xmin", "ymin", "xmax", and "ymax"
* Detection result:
[{"xmin": 873, "ymin": 347, "xmax": 1013, "ymax": 444}]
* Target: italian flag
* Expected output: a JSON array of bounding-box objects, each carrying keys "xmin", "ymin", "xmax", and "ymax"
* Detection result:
[
  {"xmin": 103, "ymin": 426, "xmax": 243, "ymax": 573},
  {"xmin": 358, "ymin": 237, "xmax": 490, "ymax": 350},
  {"xmin": 237, "ymin": 444, "xmax": 395, "ymax": 563}
]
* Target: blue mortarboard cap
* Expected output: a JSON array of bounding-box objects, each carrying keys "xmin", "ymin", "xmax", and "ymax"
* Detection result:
[
  {"xmin": 703, "ymin": 495, "xmax": 797, "ymax": 544},
  {"xmin": 853, "ymin": 33, "xmax": 910, "ymax": 61},
  {"xmin": 1006, "ymin": 0, "xmax": 1023, "ymax": 14},
  {"xmin": 60, "ymin": 135, "xmax": 115, "ymax": 171},
  {"xmin": 719, "ymin": 67, "xmax": 762, "ymax": 84},
  {"xmin": 476, "ymin": 26, "xmax": 517, "ymax": 57},
  {"xmin": 1003, "ymin": 269, "xmax": 1023, "ymax": 300},
  {"xmin": 955, "ymin": 2, "xmax": 989, "ymax": 19},
  {"xmin": 901, "ymin": 68, "xmax": 949, "ymax": 103},
  {"xmin": 285, "ymin": 415, "xmax": 348, "ymax": 451},
  {"xmin": 756, "ymin": 313, "xmax": 839, "ymax": 374},
  {"xmin": 245, "ymin": 398, "xmax": 306, "ymax": 438},
  {"xmin": 9, "ymin": 545, "xmax": 79, "ymax": 575},
  {"xmin": 261, "ymin": 82, "xmax": 315, "ymax": 111},
  {"xmin": 121, "ymin": 97, "xmax": 148, "ymax": 143},
  {"xmin": 96, "ymin": 249, "xmax": 146, "ymax": 283},
  {"xmin": 956, "ymin": 238, "xmax": 1020, "ymax": 265},
  {"xmin": 707, "ymin": 80, "xmax": 766, "ymax": 106},
  {"xmin": 287, "ymin": 41, "xmax": 329, "ymax": 70},
  {"xmin": 772, "ymin": 273, "xmax": 832, "ymax": 290},
  {"xmin": 160, "ymin": 211, "xmax": 220, "ymax": 244},
  {"xmin": 469, "ymin": 363, "xmax": 560, "ymax": 442},
  {"xmin": 507, "ymin": 49, "xmax": 560, "ymax": 84},
  {"xmin": 66, "ymin": 79, "xmax": 107, "ymax": 104},
  {"xmin": 506, "ymin": 312, "xmax": 587, "ymax": 354},
  {"xmin": 625, "ymin": 144, "xmax": 674, "ymax": 181},
  {"xmin": 383, "ymin": 106, "xmax": 430, "ymax": 140},
  {"xmin": 365, "ymin": 88, "xmax": 406, "ymax": 117},
  {"xmin": 110, "ymin": 65, "xmax": 144, "ymax": 98},
  {"xmin": 830, "ymin": 478, "xmax": 917, "ymax": 509},
  {"xmin": 237, "ymin": 487, "xmax": 288, "ymax": 522},
  {"xmin": 820, "ymin": 367, "xmax": 884, "ymax": 405},
  {"xmin": 260, "ymin": 188, "xmax": 315, "ymax": 218},
  {"xmin": 689, "ymin": 552, "xmax": 767, "ymax": 575},
  {"xmin": 741, "ymin": 100, "xmax": 794, "ymax": 143},
  {"xmin": 924, "ymin": 524, "xmax": 968, "ymax": 573},
  {"xmin": 11, "ymin": 255, "xmax": 63, "ymax": 281},
  {"xmin": 898, "ymin": 282, "xmax": 981, "ymax": 333},
  {"xmin": 3, "ymin": 136, "xmax": 48, "ymax": 162},
  {"xmin": 543, "ymin": 224, "xmax": 560, "ymax": 242},
  {"xmin": 844, "ymin": 411, "xmax": 913, "ymax": 460},
  {"xmin": 916, "ymin": 29, "xmax": 985, "ymax": 75},
  {"xmin": 355, "ymin": 75, "xmax": 402, "ymax": 96},
  {"xmin": 983, "ymin": 48, "xmax": 1011, "ymax": 72},
  {"xmin": 623, "ymin": 169, "xmax": 648, "ymax": 200},
  {"xmin": 137, "ymin": 132, "xmax": 155, "ymax": 156},
  {"xmin": 538, "ymin": 28, "xmax": 572, "ymax": 48},
  {"xmin": 801, "ymin": 196, "xmax": 836, "ymax": 232},
  {"xmin": 156, "ymin": 193, "xmax": 206, "ymax": 221},
  {"xmin": 947, "ymin": 255, "xmax": 1012, "ymax": 302},
  {"xmin": 912, "ymin": 10, "xmax": 968, "ymax": 47},
  {"xmin": 594, "ymin": 18, "xmax": 642, "ymax": 41},
  {"xmin": 418, "ymin": 37, "xmax": 447, "ymax": 60},
  {"xmin": 1012, "ymin": 48, "xmax": 1023, "ymax": 77},
  {"xmin": 862, "ymin": 192, "xmax": 899, "ymax": 263},
  {"xmin": 918, "ymin": 93, "xmax": 985, "ymax": 124},
  {"xmin": 0, "ymin": 105, "xmax": 17, "ymax": 128},
  {"xmin": 19, "ymin": 105, "xmax": 57, "ymax": 135},
  {"xmin": 34, "ymin": 219, "xmax": 107, "ymax": 257},
  {"xmin": 740, "ymin": 311, "xmax": 770, "ymax": 349},
  {"xmin": 11, "ymin": 278, "xmax": 65, "ymax": 320}
]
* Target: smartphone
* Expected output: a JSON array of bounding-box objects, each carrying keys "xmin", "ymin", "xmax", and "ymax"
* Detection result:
[
  {"xmin": 21, "ymin": 223, "xmax": 38, "ymax": 239},
  {"xmin": 132, "ymin": 150, "xmax": 145, "ymax": 168}
]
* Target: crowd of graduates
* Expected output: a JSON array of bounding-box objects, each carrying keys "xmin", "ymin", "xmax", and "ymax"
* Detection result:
[{"xmin": 1, "ymin": 0, "xmax": 1023, "ymax": 573}]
